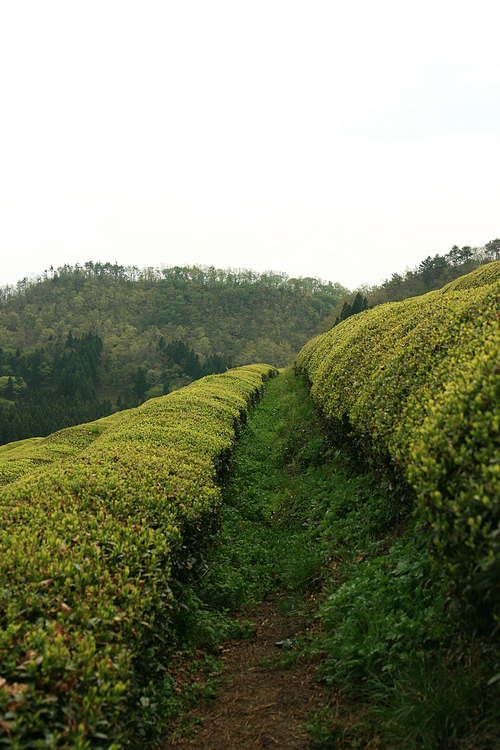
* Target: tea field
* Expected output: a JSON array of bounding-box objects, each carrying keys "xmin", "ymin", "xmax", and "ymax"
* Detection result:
[
  {"xmin": 1, "ymin": 260, "xmax": 500, "ymax": 749},
  {"xmin": 0, "ymin": 365, "xmax": 276, "ymax": 747}
]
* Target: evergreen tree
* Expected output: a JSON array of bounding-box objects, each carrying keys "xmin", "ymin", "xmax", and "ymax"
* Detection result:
[
  {"xmin": 133, "ymin": 367, "xmax": 148, "ymax": 401},
  {"xmin": 5, "ymin": 376, "xmax": 15, "ymax": 400}
]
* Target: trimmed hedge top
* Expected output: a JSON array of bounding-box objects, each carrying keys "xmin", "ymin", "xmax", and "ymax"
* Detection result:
[
  {"xmin": 295, "ymin": 261, "xmax": 500, "ymax": 629},
  {"xmin": 0, "ymin": 364, "xmax": 276, "ymax": 748}
]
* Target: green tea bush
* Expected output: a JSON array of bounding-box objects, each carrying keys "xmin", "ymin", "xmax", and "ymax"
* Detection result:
[
  {"xmin": 295, "ymin": 261, "xmax": 500, "ymax": 629},
  {"xmin": 0, "ymin": 364, "xmax": 276, "ymax": 747}
]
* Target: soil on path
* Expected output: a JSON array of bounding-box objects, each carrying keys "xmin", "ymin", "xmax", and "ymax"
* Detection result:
[{"xmin": 160, "ymin": 596, "xmax": 327, "ymax": 749}]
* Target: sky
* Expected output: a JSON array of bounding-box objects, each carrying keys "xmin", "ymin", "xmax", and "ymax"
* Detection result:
[{"xmin": 0, "ymin": 0, "xmax": 499, "ymax": 291}]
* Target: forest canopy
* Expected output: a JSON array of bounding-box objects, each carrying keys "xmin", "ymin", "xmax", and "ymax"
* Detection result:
[{"xmin": 0, "ymin": 263, "xmax": 348, "ymax": 444}]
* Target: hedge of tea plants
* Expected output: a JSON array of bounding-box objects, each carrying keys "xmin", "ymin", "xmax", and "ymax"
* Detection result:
[
  {"xmin": 0, "ymin": 415, "xmax": 129, "ymax": 488},
  {"xmin": 0, "ymin": 364, "xmax": 276, "ymax": 748},
  {"xmin": 295, "ymin": 261, "xmax": 500, "ymax": 629}
]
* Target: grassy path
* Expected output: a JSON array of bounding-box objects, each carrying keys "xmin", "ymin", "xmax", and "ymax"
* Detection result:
[
  {"xmin": 157, "ymin": 369, "xmax": 499, "ymax": 750},
  {"xmin": 157, "ymin": 369, "xmax": 376, "ymax": 748},
  {"xmin": 162, "ymin": 595, "xmax": 325, "ymax": 748}
]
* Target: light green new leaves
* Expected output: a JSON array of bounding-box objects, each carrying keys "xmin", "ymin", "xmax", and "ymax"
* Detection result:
[
  {"xmin": 0, "ymin": 363, "xmax": 276, "ymax": 747},
  {"xmin": 295, "ymin": 261, "xmax": 500, "ymax": 628}
]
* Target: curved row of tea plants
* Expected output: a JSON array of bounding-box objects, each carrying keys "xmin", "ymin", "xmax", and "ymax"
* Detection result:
[
  {"xmin": 0, "ymin": 364, "xmax": 276, "ymax": 748},
  {"xmin": 295, "ymin": 261, "xmax": 500, "ymax": 629}
]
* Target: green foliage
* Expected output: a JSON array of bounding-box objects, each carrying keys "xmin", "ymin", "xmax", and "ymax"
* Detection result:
[
  {"xmin": 365, "ymin": 239, "xmax": 500, "ymax": 306},
  {"xmin": 0, "ymin": 332, "xmax": 111, "ymax": 445},
  {"xmin": 295, "ymin": 260, "xmax": 500, "ymax": 631},
  {"xmin": 185, "ymin": 369, "xmax": 398, "ymax": 625},
  {"xmin": 319, "ymin": 542, "xmax": 448, "ymax": 687},
  {"xmin": 371, "ymin": 652, "xmax": 500, "ymax": 750},
  {"xmin": 327, "ymin": 291, "xmax": 369, "ymax": 329},
  {"xmin": 177, "ymin": 368, "xmax": 499, "ymax": 748},
  {"xmin": 0, "ymin": 364, "xmax": 276, "ymax": 747},
  {"xmin": 2, "ymin": 249, "xmax": 498, "ymax": 445},
  {"xmin": 0, "ymin": 262, "xmax": 348, "ymax": 444},
  {"xmin": 307, "ymin": 646, "xmax": 500, "ymax": 750}
]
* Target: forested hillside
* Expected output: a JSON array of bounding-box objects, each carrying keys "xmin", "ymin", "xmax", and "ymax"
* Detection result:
[
  {"xmin": 324, "ymin": 237, "xmax": 500, "ymax": 328},
  {"xmin": 1, "ymin": 240, "xmax": 498, "ymax": 445},
  {"xmin": 0, "ymin": 264, "xmax": 347, "ymax": 444}
]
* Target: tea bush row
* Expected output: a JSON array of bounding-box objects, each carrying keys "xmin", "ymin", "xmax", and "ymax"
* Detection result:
[
  {"xmin": 0, "ymin": 364, "xmax": 276, "ymax": 748},
  {"xmin": 295, "ymin": 261, "xmax": 500, "ymax": 629}
]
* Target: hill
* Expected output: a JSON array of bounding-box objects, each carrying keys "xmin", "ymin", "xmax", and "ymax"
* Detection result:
[
  {"xmin": 2, "ymin": 257, "xmax": 500, "ymax": 747},
  {"xmin": 322, "ymin": 237, "xmax": 500, "ymax": 328},
  {"xmin": 0, "ymin": 263, "xmax": 347, "ymax": 444},
  {"xmin": 1, "ymin": 240, "xmax": 498, "ymax": 446}
]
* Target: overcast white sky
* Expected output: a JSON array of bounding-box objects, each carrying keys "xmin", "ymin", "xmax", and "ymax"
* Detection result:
[{"xmin": 1, "ymin": 0, "xmax": 499, "ymax": 291}]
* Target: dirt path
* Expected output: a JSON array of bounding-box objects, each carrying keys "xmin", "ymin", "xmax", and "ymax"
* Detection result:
[{"xmin": 160, "ymin": 596, "xmax": 326, "ymax": 749}]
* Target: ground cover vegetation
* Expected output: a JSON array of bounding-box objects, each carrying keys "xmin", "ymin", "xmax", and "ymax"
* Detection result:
[
  {"xmin": 2, "ymin": 251, "xmax": 499, "ymax": 747},
  {"xmin": 0, "ymin": 364, "xmax": 276, "ymax": 748},
  {"xmin": 156, "ymin": 368, "xmax": 405, "ymax": 744},
  {"xmin": 1, "ymin": 246, "xmax": 499, "ymax": 747}
]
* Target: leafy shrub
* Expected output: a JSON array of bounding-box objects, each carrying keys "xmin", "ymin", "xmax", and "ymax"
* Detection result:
[
  {"xmin": 0, "ymin": 364, "xmax": 276, "ymax": 747},
  {"xmin": 295, "ymin": 261, "xmax": 500, "ymax": 629}
]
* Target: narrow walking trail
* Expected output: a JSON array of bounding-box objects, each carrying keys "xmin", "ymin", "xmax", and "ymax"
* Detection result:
[
  {"xmin": 162, "ymin": 597, "xmax": 326, "ymax": 749},
  {"xmin": 158, "ymin": 370, "xmax": 333, "ymax": 748}
]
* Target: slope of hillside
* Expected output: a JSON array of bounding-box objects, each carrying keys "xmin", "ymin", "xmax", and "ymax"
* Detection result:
[
  {"xmin": 0, "ymin": 263, "xmax": 347, "ymax": 367},
  {"xmin": 3, "ymin": 271, "xmax": 499, "ymax": 748},
  {"xmin": 158, "ymin": 368, "xmax": 499, "ymax": 750}
]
